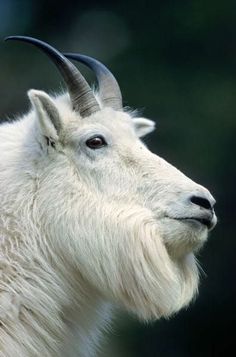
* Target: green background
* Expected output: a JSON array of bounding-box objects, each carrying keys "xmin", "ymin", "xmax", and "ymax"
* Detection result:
[{"xmin": 0, "ymin": 1, "xmax": 235, "ymax": 356}]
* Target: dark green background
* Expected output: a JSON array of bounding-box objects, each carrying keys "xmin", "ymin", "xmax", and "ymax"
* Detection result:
[{"xmin": 0, "ymin": 1, "xmax": 235, "ymax": 356}]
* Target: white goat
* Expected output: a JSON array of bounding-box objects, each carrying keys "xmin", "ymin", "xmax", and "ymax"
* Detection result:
[{"xmin": 0, "ymin": 36, "xmax": 217, "ymax": 357}]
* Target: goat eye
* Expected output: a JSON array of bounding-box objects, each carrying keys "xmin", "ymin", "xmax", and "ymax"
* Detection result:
[{"xmin": 86, "ymin": 136, "xmax": 107, "ymax": 149}]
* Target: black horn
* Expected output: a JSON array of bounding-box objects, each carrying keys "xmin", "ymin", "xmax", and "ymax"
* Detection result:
[
  {"xmin": 5, "ymin": 36, "xmax": 100, "ymax": 117},
  {"xmin": 64, "ymin": 53, "xmax": 122, "ymax": 111}
]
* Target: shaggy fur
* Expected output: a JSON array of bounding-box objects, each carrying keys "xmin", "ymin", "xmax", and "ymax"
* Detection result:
[{"xmin": 0, "ymin": 89, "xmax": 216, "ymax": 356}]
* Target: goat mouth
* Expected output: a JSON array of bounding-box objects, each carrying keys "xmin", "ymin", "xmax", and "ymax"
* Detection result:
[{"xmin": 175, "ymin": 217, "xmax": 214, "ymax": 230}]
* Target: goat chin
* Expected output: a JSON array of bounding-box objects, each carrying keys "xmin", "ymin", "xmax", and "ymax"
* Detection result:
[{"xmin": 159, "ymin": 217, "xmax": 209, "ymax": 258}]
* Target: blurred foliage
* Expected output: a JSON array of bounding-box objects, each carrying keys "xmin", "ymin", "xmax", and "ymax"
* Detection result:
[{"xmin": 0, "ymin": 0, "xmax": 235, "ymax": 356}]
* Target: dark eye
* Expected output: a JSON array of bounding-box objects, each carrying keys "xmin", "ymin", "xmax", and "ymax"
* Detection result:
[{"xmin": 86, "ymin": 136, "xmax": 107, "ymax": 149}]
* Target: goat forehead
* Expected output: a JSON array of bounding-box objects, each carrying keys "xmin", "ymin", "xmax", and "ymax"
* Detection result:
[
  {"xmin": 63, "ymin": 108, "xmax": 136, "ymax": 140},
  {"xmin": 54, "ymin": 93, "xmax": 134, "ymax": 133},
  {"xmin": 85, "ymin": 108, "xmax": 133, "ymax": 130}
]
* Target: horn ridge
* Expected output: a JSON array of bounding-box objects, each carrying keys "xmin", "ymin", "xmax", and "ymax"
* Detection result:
[
  {"xmin": 64, "ymin": 53, "xmax": 123, "ymax": 111},
  {"xmin": 5, "ymin": 36, "xmax": 100, "ymax": 117}
]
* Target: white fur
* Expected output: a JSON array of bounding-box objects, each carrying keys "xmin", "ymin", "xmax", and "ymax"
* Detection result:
[{"xmin": 0, "ymin": 90, "xmax": 216, "ymax": 356}]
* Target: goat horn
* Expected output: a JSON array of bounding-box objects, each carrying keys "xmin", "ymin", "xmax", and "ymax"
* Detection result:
[
  {"xmin": 64, "ymin": 53, "xmax": 123, "ymax": 111},
  {"xmin": 5, "ymin": 36, "xmax": 100, "ymax": 117}
]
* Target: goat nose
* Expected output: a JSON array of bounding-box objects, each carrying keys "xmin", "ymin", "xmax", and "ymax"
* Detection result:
[{"xmin": 190, "ymin": 195, "xmax": 215, "ymax": 211}]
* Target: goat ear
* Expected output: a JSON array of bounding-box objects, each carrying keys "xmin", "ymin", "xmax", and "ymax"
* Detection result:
[
  {"xmin": 133, "ymin": 117, "xmax": 155, "ymax": 138},
  {"xmin": 28, "ymin": 89, "xmax": 62, "ymax": 142}
]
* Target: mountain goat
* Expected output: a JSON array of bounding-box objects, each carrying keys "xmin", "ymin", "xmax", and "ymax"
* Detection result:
[{"xmin": 0, "ymin": 36, "xmax": 217, "ymax": 357}]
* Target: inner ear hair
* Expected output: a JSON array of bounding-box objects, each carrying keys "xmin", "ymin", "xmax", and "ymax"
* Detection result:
[{"xmin": 38, "ymin": 94, "xmax": 62, "ymax": 134}]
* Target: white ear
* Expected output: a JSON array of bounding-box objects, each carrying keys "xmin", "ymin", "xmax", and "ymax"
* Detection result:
[
  {"xmin": 133, "ymin": 117, "xmax": 156, "ymax": 138},
  {"xmin": 28, "ymin": 89, "xmax": 62, "ymax": 143}
]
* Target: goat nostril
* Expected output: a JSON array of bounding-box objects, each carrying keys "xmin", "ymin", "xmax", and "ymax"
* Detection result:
[{"xmin": 190, "ymin": 195, "xmax": 212, "ymax": 210}]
